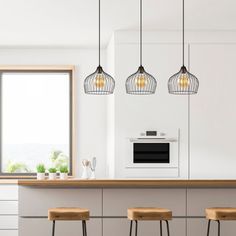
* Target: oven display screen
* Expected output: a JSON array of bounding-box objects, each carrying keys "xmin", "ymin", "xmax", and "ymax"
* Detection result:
[{"xmin": 133, "ymin": 143, "xmax": 170, "ymax": 163}]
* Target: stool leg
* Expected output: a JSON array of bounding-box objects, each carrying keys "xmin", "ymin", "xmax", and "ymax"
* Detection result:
[
  {"xmin": 135, "ymin": 220, "xmax": 138, "ymax": 236},
  {"xmin": 160, "ymin": 221, "xmax": 163, "ymax": 236},
  {"xmin": 129, "ymin": 221, "xmax": 133, "ymax": 236},
  {"xmin": 82, "ymin": 220, "xmax": 85, "ymax": 236},
  {"xmin": 82, "ymin": 220, "xmax": 87, "ymax": 236},
  {"xmin": 165, "ymin": 220, "xmax": 170, "ymax": 236},
  {"xmin": 217, "ymin": 220, "xmax": 220, "ymax": 236},
  {"xmin": 207, "ymin": 220, "xmax": 211, "ymax": 236},
  {"xmin": 52, "ymin": 220, "xmax": 55, "ymax": 236}
]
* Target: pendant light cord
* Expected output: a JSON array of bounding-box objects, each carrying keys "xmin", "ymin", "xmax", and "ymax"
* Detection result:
[
  {"xmin": 182, "ymin": 0, "xmax": 185, "ymax": 66},
  {"xmin": 99, "ymin": 0, "xmax": 101, "ymax": 66},
  {"xmin": 140, "ymin": 0, "xmax": 142, "ymax": 66}
]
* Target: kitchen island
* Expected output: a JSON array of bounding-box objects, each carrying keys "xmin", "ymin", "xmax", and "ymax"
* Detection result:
[{"xmin": 16, "ymin": 179, "xmax": 236, "ymax": 236}]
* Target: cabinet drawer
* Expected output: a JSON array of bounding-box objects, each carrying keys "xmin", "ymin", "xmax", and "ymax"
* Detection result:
[
  {"xmin": 187, "ymin": 189, "xmax": 236, "ymax": 216},
  {"xmin": 19, "ymin": 218, "xmax": 101, "ymax": 236},
  {"xmin": 103, "ymin": 218, "xmax": 185, "ymax": 236},
  {"xmin": 0, "ymin": 185, "xmax": 18, "ymax": 200},
  {"xmin": 0, "ymin": 201, "xmax": 18, "ymax": 215},
  {"xmin": 187, "ymin": 218, "xmax": 236, "ymax": 236},
  {"xmin": 19, "ymin": 187, "xmax": 102, "ymax": 217},
  {"xmin": 0, "ymin": 216, "xmax": 18, "ymax": 229},
  {"xmin": 0, "ymin": 230, "xmax": 18, "ymax": 236},
  {"xmin": 103, "ymin": 189, "xmax": 185, "ymax": 216}
]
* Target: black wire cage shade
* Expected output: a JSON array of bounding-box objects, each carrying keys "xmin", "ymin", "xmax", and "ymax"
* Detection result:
[
  {"xmin": 168, "ymin": 66, "xmax": 199, "ymax": 95},
  {"xmin": 126, "ymin": 66, "xmax": 157, "ymax": 94},
  {"xmin": 84, "ymin": 66, "xmax": 115, "ymax": 95},
  {"xmin": 125, "ymin": 0, "xmax": 157, "ymax": 95},
  {"xmin": 168, "ymin": 0, "xmax": 199, "ymax": 95},
  {"xmin": 84, "ymin": 0, "xmax": 115, "ymax": 95}
]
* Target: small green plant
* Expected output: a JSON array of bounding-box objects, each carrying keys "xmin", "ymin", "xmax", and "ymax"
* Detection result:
[
  {"xmin": 59, "ymin": 165, "xmax": 68, "ymax": 173},
  {"xmin": 48, "ymin": 167, "xmax": 57, "ymax": 173},
  {"xmin": 36, "ymin": 164, "xmax": 46, "ymax": 173}
]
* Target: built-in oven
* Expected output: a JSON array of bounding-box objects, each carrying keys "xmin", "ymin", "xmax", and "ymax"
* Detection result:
[{"xmin": 126, "ymin": 135, "xmax": 179, "ymax": 169}]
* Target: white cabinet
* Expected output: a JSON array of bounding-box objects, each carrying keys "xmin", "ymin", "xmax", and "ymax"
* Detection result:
[
  {"xmin": 190, "ymin": 44, "xmax": 236, "ymax": 179},
  {"xmin": 19, "ymin": 186, "xmax": 102, "ymax": 236},
  {"xmin": 19, "ymin": 187, "xmax": 102, "ymax": 217},
  {"xmin": 0, "ymin": 184, "xmax": 18, "ymax": 236},
  {"xmin": 0, "ymin": 230, "xmax": 18, "ymax": 236},
  {"xmin": 0, "ymin": 216, "xmax": 18, "ymax": 229},
  {"xmin": 187, "ymin": 219, "xmax": 236, "ymax": 236},
  {"xmin": 187, "ymin": 189, "xmax": 236, "ymax": 216},
  {"xmin": 103, "ymin": 188, "xmax": 186, "ymax": 236},
  {"xmin": 103, "ymin": 189, "xmax": 186, "ymax": 216},
  {"xmin": 0, "ymin": 201, "xmax": 18, "ymax": 215},
  {"xmin": 103, "ymin": 219, "xmax": 185, "ymax": 236},
  {"xmin": 19, "ymin": 218, "xmax": 101, "ymax": 236},
  {"xmin": 187, "ymin": 189, "xmax": 236, "ymax": 236},
  {"xmin": 0, "ymin": 185, "xmax": 18, "ymax": 200}
]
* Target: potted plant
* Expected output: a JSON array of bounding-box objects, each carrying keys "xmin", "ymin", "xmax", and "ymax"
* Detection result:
[
  {"xmin": 48, "ymin": 167, "xmax": 57, "ymax": 180},
  {"xmin": 59, "ymin": 165, "xmax": 68, "ymax": 180},
  {"xmin": 36, "ymin": 164, "xmax": 46, "ymax": 180}
]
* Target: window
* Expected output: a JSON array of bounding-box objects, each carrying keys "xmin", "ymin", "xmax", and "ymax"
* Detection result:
[{"xmin": 0, "ymin": 67, "xmax": 74, "ymax": 176}]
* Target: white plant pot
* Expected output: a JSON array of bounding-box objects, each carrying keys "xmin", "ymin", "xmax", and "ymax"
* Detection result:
[
  {"xmin": 49, "ymin": 173, "xmax": 57, "ymax": 180},
  {"xmin": 37, "ymin": 173, "xmax": 45, "ymax": 180},
  {"xmin": 60, "ymin": 173, "xmax": 68, "ymax": 180}
]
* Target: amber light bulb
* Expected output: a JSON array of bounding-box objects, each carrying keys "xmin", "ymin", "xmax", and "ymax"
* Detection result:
[
  {"xmin": 136, "ymin": 73, "xmax": 147, "ymax": 88},
  {"xmin": 94, "ymin": 73, "xmax": 105, "ymax": 88},
  {"xmin": 178, "ymin": 73, "xmax": 190, "ymax": 89}
]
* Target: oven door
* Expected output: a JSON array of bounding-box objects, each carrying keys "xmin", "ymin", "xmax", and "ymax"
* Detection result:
[
  {"xmin": 126, "ymin": 138, "xmax": 179, "ymax": 168},
  {"xmin": 133, "ymin": 142, "xmax": 170, "ymax": 164}
]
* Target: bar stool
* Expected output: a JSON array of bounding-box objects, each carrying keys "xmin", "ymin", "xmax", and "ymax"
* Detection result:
[
  {"xmin": 206, "ymin": 207, "xmax": 236, "ymax": 236},
  {"xmin": 128, "ymin": 207, "xmax": 172, "ymax": 236},
  {"xmin": 48, "ymin": 207, "xmax": 89, "ymax": 236}
]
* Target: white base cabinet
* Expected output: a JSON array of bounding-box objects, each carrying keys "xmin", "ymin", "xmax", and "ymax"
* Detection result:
[
  {"xmin": 103, "ymin": 219, "xmax": 185, "ymax": 236},
  {"xmin": 187, "ymin": 219, "xmax": 236, "ymax": 236},
  {"xmin": 0, "ymin": 185, "xmax": 18, "ymax": 236},
  {"xmin": 0, "ymin": 230, "xmax": 18, "ymax": 236},
  {"xmin": 18, "ymin": 186, "xmax": 236, "ymax": 236}
]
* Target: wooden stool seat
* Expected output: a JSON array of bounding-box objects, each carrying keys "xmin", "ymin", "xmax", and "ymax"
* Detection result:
[
  {"xmin": 128, "ymin": 207, "xmax": 172, "ymax": 221},
  {"xmin": 206, "ymin": 207, "xmax": 236, "ymax": 220},
  {"xmin": 48, "ymin": 207, "xmax": 90, "ymax": 221}
]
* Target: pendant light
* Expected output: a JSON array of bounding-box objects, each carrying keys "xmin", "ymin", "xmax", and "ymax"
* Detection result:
[
  {"xmin": 168, "ymin": 0, "xmax": 199, "ymax": 95},
  {"xmin": 84, "ymin": 0, "xmax": 115, "ymax": 95},
  {"xmin": 125, "ymin": 0, "xmax": 157, "ymax": 95}
]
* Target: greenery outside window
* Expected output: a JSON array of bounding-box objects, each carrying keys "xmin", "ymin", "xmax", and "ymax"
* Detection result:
[{"xmin": 0, "ymin": 66, "xmax": 75, "ymax": 177}]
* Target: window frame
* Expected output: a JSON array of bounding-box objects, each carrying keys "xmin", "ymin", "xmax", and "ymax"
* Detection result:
[{"xmin": 0, "ymin": 66, "xmax": 76, "ymax": 178}]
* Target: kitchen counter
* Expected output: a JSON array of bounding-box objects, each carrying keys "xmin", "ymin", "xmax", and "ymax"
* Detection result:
[
  {"xmin": 17, "ymin": 179, "xmax": 236, "ymax": 236},
  {"xmin": 0, "ymin": 179, "xmax": 18, "ymax": 184},
  {"xmin": 17, "ymin": 179, "xmax": 236, "ymax": 188}
]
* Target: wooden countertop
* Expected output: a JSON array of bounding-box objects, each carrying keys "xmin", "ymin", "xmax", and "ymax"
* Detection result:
[
  {"xmin": 0, "ymin": 179, "xmax": 18, "ymax": 184},
  {"xmin": 16, "ymin": 179, "xmax": 236, "ymax": 188}
]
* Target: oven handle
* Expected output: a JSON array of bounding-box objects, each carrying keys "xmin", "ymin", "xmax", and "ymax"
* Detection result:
[{"xmin": 129, "ymin": 138, "xmax": 177, "ymax": 142}]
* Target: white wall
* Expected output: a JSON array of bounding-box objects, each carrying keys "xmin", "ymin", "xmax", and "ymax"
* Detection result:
[
  {"xmin": 106, "ymin": 35, "xmax": 115, "ymax": 178},
  {"xmin": 0, "ymin": 48, "xmax": 108, "ymax": 178},
  {"xmin": 1, "ymin": 30, "xmax": 236, "ymax": 179},
  {"xmin": 106, "ymin": 30, "xmax": 236, "ymax": 179},
  {"xmin": 190, "ymin": 43, "xmax": 236, "ymax": 179},
  {"xmin": 107, "ymin": 31, "xmax": 189, "ymax": 179}
]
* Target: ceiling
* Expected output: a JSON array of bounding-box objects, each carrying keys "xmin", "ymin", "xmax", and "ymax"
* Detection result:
[{"xmin": 0, "ymin": 0, "xmax": 235, "ymax": 47}]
